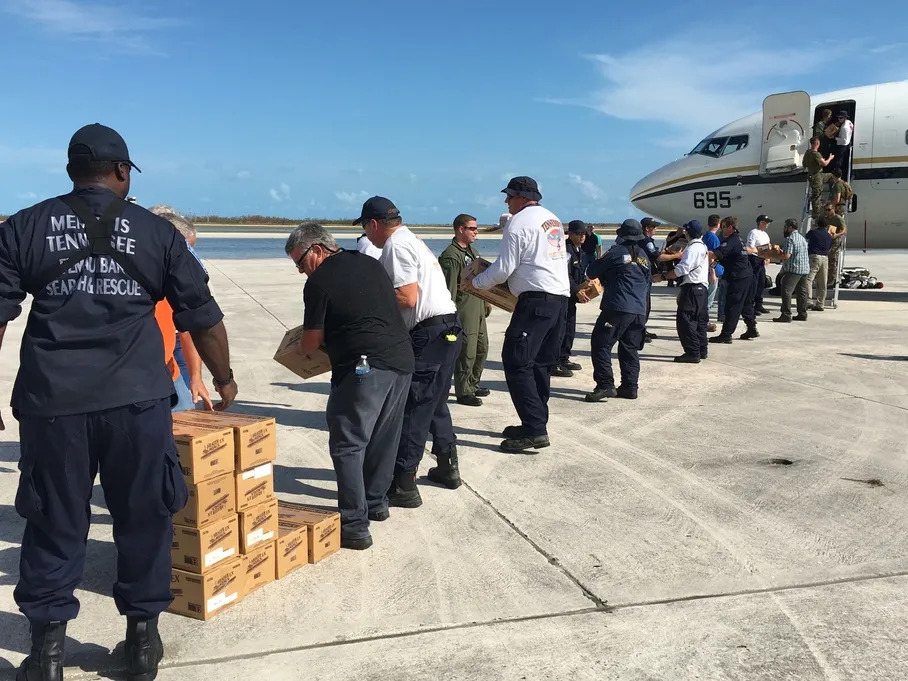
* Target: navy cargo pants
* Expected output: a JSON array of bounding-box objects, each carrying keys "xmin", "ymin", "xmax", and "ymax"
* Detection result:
[
  {"xmin": 720, "ymin": 275, "xmax": 756, "ymax": 338},
  {"xmin": 591, "ymin": 309, "xmax": 646, "ymax": 391},
  {"xmin": 676, "ymin": 283, "xmax": 709, "ymax": 357},
  {"xmin": 558, "ymin": 299, "xmax": 577, "ymax": 365},
  {"xmin": 396, "ymin": 314, "xmax": 463, "ymax": 474},
  {"xmin": 14, "ymin": 397, "xmax": 187, "ymax": 623},
  {"xmin": 749, "ymin": 255, "xmax": 766, "ymax": 310},
  {"xmin": 503, "ymin": 292, "xmax": 568, "ymax": 437}
]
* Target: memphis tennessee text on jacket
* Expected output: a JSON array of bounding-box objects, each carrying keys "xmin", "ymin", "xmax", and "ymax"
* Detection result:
[{"xmin": 43, "ymin": 213, "xmax": 141, "ymax": 297}]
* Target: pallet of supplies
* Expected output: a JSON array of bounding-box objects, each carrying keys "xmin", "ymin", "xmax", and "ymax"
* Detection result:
[
  {"xmin": 277, "ymin": 501, "xmax": 340, "ymax": 564},
  {"xmin": 173, "ymin": 472, "xmax": 236, "ymax": 528},
  {"xmin": 577, "ymin": 278, "xmax": 603, "ymax": 302},
  {"xmin": 171, "ymin": 514, "xmax": 239, "ymax": 574},
  {"xmin": 169, "ymin": 556, "xmax": 245, "ymax": 621},
  {"xmin": 171, "ymin": 421, "xmax": 235, "ymax": 484},
  {"xmin": 237, "ymin": 498, "xmax": 278, "ymax": 553},
  {"xmin": 273, "ymin": 325, "xmax": 332, "ymax": 380},
  {"xmin": 242, "ymin": 542, "xmax": 276, "ymax": 596},
  {"xmin": 275, "ymin": 520, "xmax": 309, "ymax": 579},
  {"xmin": 173, "ymin": 411, "xmax": 277, "ymax": 472}
]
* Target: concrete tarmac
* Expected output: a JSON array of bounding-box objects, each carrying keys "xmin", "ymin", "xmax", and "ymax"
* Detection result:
[{"xmin": 0, "ymin": 251, "xmax": 906, "ymax": 680}]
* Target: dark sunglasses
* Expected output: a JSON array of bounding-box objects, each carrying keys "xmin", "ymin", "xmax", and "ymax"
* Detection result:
[{"xmin": 293, "ymin": 244, "xmax": 315, "ymax": 268}]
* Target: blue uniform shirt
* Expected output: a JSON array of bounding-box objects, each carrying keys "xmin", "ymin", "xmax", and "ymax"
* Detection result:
[
  {"xmin": 712, "ymin": 230, "xmax": 751, "ymax": 281},
  {"xmin": 586, "ymin": 241, "xmax": 651, "ymax": 315},
  {"xmin": 701, "ymin": 230, "xmax": 724, "ymax": 277},
  {"xmin": 0, "ymin": 186, "xmax": 223, "ymax": 416},
  {"xmin": 566, "ymin": 239, "xmax": 586, "ymax": 298}
]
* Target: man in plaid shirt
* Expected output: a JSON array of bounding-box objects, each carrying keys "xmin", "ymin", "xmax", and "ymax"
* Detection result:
[{"xmin": 774, "ymin": 218, "xmax": 811, "ymax": 322}]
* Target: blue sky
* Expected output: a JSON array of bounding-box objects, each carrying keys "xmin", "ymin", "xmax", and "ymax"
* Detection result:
[{"xmin": 2, "ymin": 0, "xmax": 907, "ymax": 224}]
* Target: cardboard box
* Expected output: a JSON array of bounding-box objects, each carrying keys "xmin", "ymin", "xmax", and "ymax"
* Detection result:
[
  {"xmin": 462, "ymin": 258, "xmax": 518, "ymax": 313},
  {"xmin": 577, "ymin": 278, "xmax": 603, "ymax": 302},
  {"xmin": 173, "ymin": 473, "xmax": 236, "ymax": 528},
  {"xmin": 171, "ymin": 421, "xmax": 235, "ymax": 484},
  {"xmin": 169, "ymin": 557, "xmax": 244, "ymax": 621},
  {"xmin": 238, "ymin": 498, "xmax": 278, "ymax": 553},
  {"xmin": 173, "ymin": 412, "xmax": 277, "ymax": 471},
  {"xmin": 171, "ymin": 515, "xmax": 239, "ymax": 574},
  {"xmin": 236, "ymin": 463, "xmax": 275, "ymax": 512},
  {"xmin": 277, "ymin": 501, "xmax": 340, "ymax": 564},
  {"xmin": 273, "ymin": 325, "xmax": 332, "ymax": 380},
  {"xmin": 275, "ymin": 523, "xmax": 309, "ymax": 579},
  {"xmin": 242, "ymin": 542, "xmax": 276, "ymax": 596}
]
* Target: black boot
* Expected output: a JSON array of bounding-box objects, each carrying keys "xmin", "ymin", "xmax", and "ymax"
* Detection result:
[
  {"xmin": 124, "ymin": 615, "xmax": 164, "ymax": 681},
  {"xmin": 17, "ymin": 621, "xmax": 66, "ymax": 681},
  {"xmin": 426, "ymin": 447, "xmax": 462, "ymax": 490},
  {"xmin": 388, "ymin": 469, "xmax": 422, "ymax": 508}
]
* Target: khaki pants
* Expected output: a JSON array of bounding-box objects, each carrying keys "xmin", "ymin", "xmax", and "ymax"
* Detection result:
[
  {"xmin": 807, "ymin": 255, "xmax": 829, "ymax": 309},
  {"xmin": 780, "ymin": 272, "xmax": 810, "ymax": 319}
]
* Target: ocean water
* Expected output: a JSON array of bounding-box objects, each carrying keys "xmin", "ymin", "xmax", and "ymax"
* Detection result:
[
  {"xmin": 197, "ymin": 238, "xmax": 475, "ymax": 259},
  {"xmin": 196, "ymin": 236, "xmax": 619, "ymax": 259}
]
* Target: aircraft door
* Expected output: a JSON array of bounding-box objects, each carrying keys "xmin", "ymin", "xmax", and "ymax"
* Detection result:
[{"xmin": 760, "ymin": 91, "xmax": 812, "ymax": 177}]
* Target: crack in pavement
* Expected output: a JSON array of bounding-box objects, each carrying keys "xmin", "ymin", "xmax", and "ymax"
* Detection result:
[{"xmin": 35, "ymin": 569, "xmax": 908, "ymax": 680}]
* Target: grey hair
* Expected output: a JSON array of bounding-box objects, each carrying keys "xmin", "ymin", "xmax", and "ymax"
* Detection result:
[
  {"xmin": 284, "ymin": 222, "xmax": 337, "ymax": 256},
  {"xmin": 148, "ymin": 204, "xmax": 177, "ymax": 216},
  {"xmin": 156, "ymin": 211, "xmax": 197, "ymax": 240}
]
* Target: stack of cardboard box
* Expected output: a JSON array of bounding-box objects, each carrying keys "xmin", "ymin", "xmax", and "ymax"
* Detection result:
[{"xmin": 168, "ymin": 411, "xmax": 341, "ymax": 621}]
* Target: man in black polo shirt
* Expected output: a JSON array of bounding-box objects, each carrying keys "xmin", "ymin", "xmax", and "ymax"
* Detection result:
[
  {"xmin": 1, "ymin": 123, "xmax": 235, "ymax": 681},
  {"xmin": 806, "ymin": 217, "xmax": 833, "ymax": 311},
  {"xmin": 286, "ymin": 223, "xmax": 414, "ymax": 551},
  {"xmin": 709, "ymin": 215, "xmax": 759, "ymax": 343}
]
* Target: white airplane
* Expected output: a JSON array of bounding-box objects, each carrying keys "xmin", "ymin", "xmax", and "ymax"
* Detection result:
[{"xmin": 630, "ymin": 80, "xmax": 908, "ymax": 249}]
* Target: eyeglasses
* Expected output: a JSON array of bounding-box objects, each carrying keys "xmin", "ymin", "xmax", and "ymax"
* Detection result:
[
  {"xmin": 465, "ymin": 226, "xmax": 479, "ymax": 232},
  {"xmin": 293, "ymin": 244, "xmax": 315, "ymax": 269}
]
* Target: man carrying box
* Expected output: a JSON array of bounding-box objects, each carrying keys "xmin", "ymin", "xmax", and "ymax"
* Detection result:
[{"xmin": 286, "ymin": 223, "xmax": 414, "ymax": 550}]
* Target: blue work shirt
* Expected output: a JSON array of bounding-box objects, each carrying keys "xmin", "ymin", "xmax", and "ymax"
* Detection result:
[
  {"xmin": 566, "ymin": 239, "xmax": 586, "ymax": 298},
  {"xmin": 712, "ymin": 230, "xmax": 751, "ymax": 281},
  {"xmin": 701, "ymin": 230, "xmax": 724, "ymax": 277},
  {"xmin": 587, "ymin": 241, "xmax": 652, "ymax": 315},
  {"xmin": 0, "ymin": 186, "xmax": 222, "ymax": 416}
]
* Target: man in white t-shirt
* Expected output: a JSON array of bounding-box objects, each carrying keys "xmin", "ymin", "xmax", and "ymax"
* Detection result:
[
  {"xmin": 355, "ymin": 232, "xmax": 382, "ymax": 259},
  {"xmin": 356, "ymin": 196, "xmax": 463, "ymax": 508},
  {"xmin": 464, "ymin": 176, "xmax": 570, "ymax": 453},
  {"xmin": 745, "ymin": 215, "xmax": 772, "ymax": 315}
]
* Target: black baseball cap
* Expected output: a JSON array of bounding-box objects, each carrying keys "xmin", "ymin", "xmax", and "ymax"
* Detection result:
[
  {"xmin": 352, "ymin": 196, "xmax": 400, "ymax": 225},
  {"xmin": 567, "ymin": 220, "xmax": 587, "ymax": 235},
  {"xmin": 616, "ymin": 218, "xmax": 645, "ymax": 241},
  {"xmin": 756, "ymin": 214, "xmax": 773, "ymax": 223},
  {"xmin": 67, "ymin": 123, "xmax": 141, "ymax": 172},
  {"xmin": 640, "ymin": 217, "xmax": 661, "ymax": 229},
  {"xmin": 501, "ymin": 176, "xmax": 542, "ymax": 201}
]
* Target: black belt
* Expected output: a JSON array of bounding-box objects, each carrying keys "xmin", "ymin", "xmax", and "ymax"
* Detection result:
[
  {"xmin": 413, "ymin": 313, "xmax": 457, "ymax": 331},
  {"xmin": 518, "ymin": 291, "xmax": 568, "ymax": 301},
  {"xmin": 680, "ymin": 282, "xmax": 707, "ymax": 288}
]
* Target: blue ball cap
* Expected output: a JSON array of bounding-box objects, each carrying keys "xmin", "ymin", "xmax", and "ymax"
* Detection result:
[{"xmin": 684, "ymin": 219, "xmax": 704, "ymax": 238}]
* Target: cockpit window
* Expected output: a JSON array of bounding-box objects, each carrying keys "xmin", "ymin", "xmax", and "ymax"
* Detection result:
[
  {"xmin": 690, "ymin": 136, "xmax": 729, "ymax": 158},
  {"xmin": 720, "ymin": 135, "xmax": 749, "ymax": 156}
]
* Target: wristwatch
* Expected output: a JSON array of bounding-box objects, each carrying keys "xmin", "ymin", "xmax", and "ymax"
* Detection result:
[{"xmin": 213, "ymin": 369, "xmax": 234, "ymax": 388}]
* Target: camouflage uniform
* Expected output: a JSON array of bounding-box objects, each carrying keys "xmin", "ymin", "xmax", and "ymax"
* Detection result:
[
  {"xmin": 826, "ymin": 215, "xmax": 847, "ymax": 289},
  {"xmin": 803, "ymin": 150, "xmax": 825, "ymax": 218}
]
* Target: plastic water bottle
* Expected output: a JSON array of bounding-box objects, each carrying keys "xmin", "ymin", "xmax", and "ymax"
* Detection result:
[{"xmin": 355, "ymin": 355, "xmax": 371, "ymax": 376}]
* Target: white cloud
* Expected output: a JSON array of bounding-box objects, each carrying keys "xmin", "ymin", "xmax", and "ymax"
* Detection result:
[
  {"xmin": 409, "ymin": 173, "xmax": 418, "ymax": 183},
  {"xmin": 235, "ymin": 170, "xmax": 251, "ymax": 180},
  {"xmin": 568, "ymin": 173, "xmax": 605, "ymax": 201},
  {"xmin": 500, "ymin": 172, "xmax": 514, "ymax": 182},
  {"xmin": 544, "ymin": 40, "xmax": 829, "ymax": 140},
  {"xmin": 17, "ymin": 191, "xmax": 38, "ymax": 200},
  {"xmin": 474, "ymin": 195, "xmax": 503, "ymax": 208},
  {"xmin": 1, "ymin": 0, "xmax": 180, "ymax": 54},
  {"xmin": 269, "ymin": 183, "xmax": 291, "ymax": 202},
  {"xmin": 870, "ymin": 43, "xmax": 904, "ymax": 54},
  {"xmin": 334, "ymin": 190, "xmax": 369, "ymax": 204}
]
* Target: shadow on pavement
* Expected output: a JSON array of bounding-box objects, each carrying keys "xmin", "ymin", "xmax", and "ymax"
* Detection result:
[
  {"xmin": 273, "ymin": 464, "xmax": 337, "ymax": 501},
  {"xmin": 230, "ymin": 401, "xmax": 327, "ymax": 431}
]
